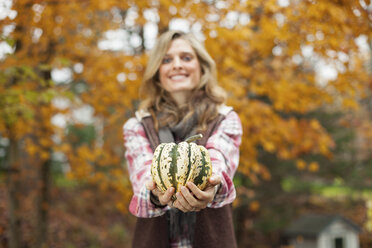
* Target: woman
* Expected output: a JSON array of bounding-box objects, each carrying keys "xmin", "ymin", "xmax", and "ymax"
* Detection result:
[{"xmin": 123, "ymin": 30, "xmax": 242, "ymax": 248}]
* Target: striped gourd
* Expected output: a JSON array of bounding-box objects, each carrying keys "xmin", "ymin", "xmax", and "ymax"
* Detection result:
[{"xmin": 151, "ymin": 134, "xmax": 212, "ymax": 198}]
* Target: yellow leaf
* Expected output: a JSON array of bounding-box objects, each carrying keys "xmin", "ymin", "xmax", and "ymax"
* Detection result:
[
  {"xmin": 296, "ymin": 160, "xmax": 306, "ymax": 170},
  {"xmin": 40, "ymin": 151, "xmax": 50, "ymax": 160},
  {"xmin": 308, "ymin": 162, "xmax": 319, "ymax": 172},
  {"xmin": 263, "ymin": 140, "xmax": 276, "ymax": 152},
  {"xmin": 310, "ymin": 119, "xmax": 321, "ymax": 130},
  {"xmin": 249, "ymin": 201, "xmax": 260, "ymax": 212},
  {"xmin": 342, "ymin": 98, "xmax": 359, "ymax": 110}
]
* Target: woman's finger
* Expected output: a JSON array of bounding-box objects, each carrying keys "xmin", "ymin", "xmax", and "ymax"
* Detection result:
[
  {"xmin": 173, "ymin": 200, "xmax": 185, "ymax": 212},
  {"xmin": 159, "ymin": 187, "xmax": 175, "ymax": 205},
  {"xmin": 174, "ymin": 192, "xmax": 193, "ymax": 212},
  {"xmin": 146, "ymin": 180, "xmax": 156, "ymax": 191},
  {"xmin": 186, "ymin": 182, "xmax": 208, "ymax": 200},
  {"xmin": 180, "ymin": 186, "xmax": 200, "ymax": 208},
  {"xmin": 208, "ymin": 175, "xmax": 221, "ymax": 186}
]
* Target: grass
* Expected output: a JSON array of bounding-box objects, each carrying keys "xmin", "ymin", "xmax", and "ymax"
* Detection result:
[
  {"xmin": 282, "ymin": 176, "xmax": 372, "ymax": 200},
  {"xmin": 53, "ymin": 174, "xmax": 83, "ymax": 189}
]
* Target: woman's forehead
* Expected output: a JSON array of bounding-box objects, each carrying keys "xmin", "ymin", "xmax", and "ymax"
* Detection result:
[{"xmin": 165, "ymin": 38, "xmax": 196, "ymax": 54}]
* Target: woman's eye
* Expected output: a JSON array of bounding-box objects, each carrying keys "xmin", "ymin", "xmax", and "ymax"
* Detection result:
[
  {"xmin": 182, "ymin": 55, "xmax": 192, "ymax": 61},
  {"xmin": 162, "ymin": 57, "xmax": 172, "ymax": 64}
]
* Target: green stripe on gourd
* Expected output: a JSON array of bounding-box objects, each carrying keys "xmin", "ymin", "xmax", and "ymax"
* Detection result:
[
  {"xmin": 151, "ymin": 134, "xmax": 212, "ymax": 199},
  {"xmin": 193, "ymin": 146, "xmax": 212, "ymax": 190}
]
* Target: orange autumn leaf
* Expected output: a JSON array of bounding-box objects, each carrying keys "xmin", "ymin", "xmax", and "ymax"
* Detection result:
[
  {"xmin": 296, "ymin": 160, "xmax": 307, "ymax": 170},
  {"xmin": 249, "ymin": 201, "xmax": 260, "ymax": 212},
  {"xmin": 308, "ymin": 162, "xmax": 320, "ymax": 172}
]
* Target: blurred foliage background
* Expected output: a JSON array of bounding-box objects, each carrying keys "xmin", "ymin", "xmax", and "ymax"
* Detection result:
[{"xmin": 0, "ymin": 0, "xmax": 371, "ymax": 247}]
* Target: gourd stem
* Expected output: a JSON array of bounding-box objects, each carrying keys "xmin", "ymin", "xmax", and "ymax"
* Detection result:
[{"xmin": 185, "ymin": 134, "xmax": 203, "ymax": 143}]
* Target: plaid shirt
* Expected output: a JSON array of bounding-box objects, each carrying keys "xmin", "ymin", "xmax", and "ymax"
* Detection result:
[{"xmin": 123, "ymin": 109, "xmax": 242, "ymax": 247}]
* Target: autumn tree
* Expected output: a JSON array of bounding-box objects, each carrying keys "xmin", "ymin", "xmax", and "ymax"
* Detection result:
[
  {"xmin": 0, "ymin": 0, "xmax": 139, "ymax": 247},
  {"xmin": 1, "ymin": 0, "xmax": 371, "ymax": 247}
]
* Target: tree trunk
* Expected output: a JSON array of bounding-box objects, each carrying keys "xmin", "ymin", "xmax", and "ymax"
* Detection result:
[
  {"xmin": 6, "ymin": 137, "xmax": 22, "ymax": 248},
  {"xmin": 34, "ymin": 157, "xmax": 51, "ymax": 248}
]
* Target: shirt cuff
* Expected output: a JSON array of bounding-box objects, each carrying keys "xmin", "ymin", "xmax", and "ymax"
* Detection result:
[
  {"xmin": 129, "ymin": 186, "xmax": 169, "ymax": 218},
  {"xmin": 208, "ymin": 171, "xmax": 236, "ymax": 208},
  {"xmin": 150, "ymin": 191, "xmax": 167, "ymax": 208}
]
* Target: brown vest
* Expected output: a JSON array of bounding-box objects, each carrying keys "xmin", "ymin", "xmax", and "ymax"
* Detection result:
[{"xmin": 132, "ymin": 114, "xmax": 237, "ymax": 248}]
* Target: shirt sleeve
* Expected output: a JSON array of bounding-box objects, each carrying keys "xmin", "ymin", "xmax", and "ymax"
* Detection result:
[
  {"xmin": 123, "ymin": 117, "xmax": 170, "ymax": 218},
  {"xmin": 205, "ymin": 110, "xmax": 243, "ymax": 208}
]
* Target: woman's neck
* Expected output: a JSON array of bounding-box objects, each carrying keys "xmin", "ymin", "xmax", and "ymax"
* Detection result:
[{"xmin": 171, "ymin": 91, "xmax": 189, "ymax": 107}]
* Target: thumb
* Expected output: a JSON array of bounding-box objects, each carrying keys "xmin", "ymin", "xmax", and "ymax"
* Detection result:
[
  {"xmin": 146, "ymin": 180, "xmax": 156, "ymax": 191},
  {"xmin": 208, "ymin": 174, "xmax": 221, "ymax": 186}
]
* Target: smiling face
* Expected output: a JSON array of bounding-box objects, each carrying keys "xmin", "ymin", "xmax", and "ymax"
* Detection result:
[{"xmin": 159, "ymin": 38, "xmax": 201, "ymax": 105}]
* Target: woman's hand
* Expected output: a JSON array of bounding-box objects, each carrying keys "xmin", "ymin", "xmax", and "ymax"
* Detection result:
[
  {"xmin": 146, "ymin": 180, "xmax": 175, "ymax": 207},
  {"xmin": 173, "ymin": 175, "xmax": 221, "ymax": 212}
]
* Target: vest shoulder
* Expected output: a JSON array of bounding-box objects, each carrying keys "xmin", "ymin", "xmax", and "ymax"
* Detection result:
[
  {"xmin": 135, "ymin": 109, "xmax": 151, "ymax": 121},
  {"xmin": 218, "ymin": 104, "xmax": 234, "ymax": 116}
]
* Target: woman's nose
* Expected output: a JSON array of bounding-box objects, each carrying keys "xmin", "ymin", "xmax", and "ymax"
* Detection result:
[{"xmin": 172, "ymin": 57, "xmax": 183, "ymax": 69}]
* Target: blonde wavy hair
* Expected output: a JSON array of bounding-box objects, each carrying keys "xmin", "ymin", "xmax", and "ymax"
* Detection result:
[{"xmin": 139, "ymin": 30, "xmax": 227, "ymax": 132}]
